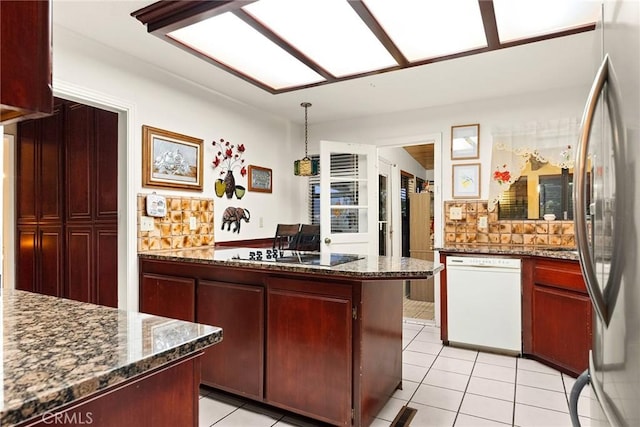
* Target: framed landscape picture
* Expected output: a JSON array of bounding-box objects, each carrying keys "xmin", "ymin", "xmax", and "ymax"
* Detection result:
[{"xmin": 142, "ymin": 125, "xmax": 203, "ymax": 191}]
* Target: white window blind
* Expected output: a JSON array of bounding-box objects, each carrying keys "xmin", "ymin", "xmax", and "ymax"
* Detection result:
[{"xmin": 308, "ymin": 153, "xmax": 359, "ymax": 230}]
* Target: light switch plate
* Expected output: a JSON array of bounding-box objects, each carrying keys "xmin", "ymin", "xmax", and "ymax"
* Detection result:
[
  {"xmin": 450, "ymin": 206, "xmax": 463, "ymax": 220},
  {"xmin": 189, "ymin": 216, "xmax": 197, "ymax": 230},
  {"xmin": 140, "ymin": 215, "xmax": 154, "ymax": 232},
  {"xmin": 478, "ymin": 216, "xmax": 488, "ymax": 228}
]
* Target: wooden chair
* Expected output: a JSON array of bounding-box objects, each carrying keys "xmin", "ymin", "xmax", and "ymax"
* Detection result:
[
  {"xmin": 292, "ymin": 224, "xmax": 320, "ymax": 251},
  {"xmin": 273, "ymin": 224, "xmax": 300, "ymax": 250}
]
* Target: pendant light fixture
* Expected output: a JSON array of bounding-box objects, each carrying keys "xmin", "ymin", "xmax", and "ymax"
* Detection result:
[{"xmin": 294, "ymin": 102, "xmax": 319, "ymax": 176}]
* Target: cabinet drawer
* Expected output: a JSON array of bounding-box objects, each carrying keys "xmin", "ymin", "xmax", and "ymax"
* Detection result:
[{"xmin": 534, "ymin": 259, "xmax": 586, "ymax": 293}]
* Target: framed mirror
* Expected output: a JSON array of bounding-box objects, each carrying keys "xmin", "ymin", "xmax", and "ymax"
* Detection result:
[{"xmin": 451, "ymin": 124, "xmax": 480, "ymax": 160}]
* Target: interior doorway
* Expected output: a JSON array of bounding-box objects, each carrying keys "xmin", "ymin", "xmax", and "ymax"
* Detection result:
[{"xmin": 377, "ymin": 134, "xmax": 441, "ymax": 325}]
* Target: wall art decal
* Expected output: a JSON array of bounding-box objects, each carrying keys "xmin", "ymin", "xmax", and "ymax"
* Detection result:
[{"xmin": 220, "ymin": 206, "xmax": 250, "ymax": 233}]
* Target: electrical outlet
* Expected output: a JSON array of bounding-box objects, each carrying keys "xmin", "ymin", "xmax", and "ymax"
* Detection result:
[
  {"xmin": 189, "ymin": 216, "xmax": 197, "ymax": 230},
  {"xmin": 140, "ymin": 216, "xmax": 154, "ymax": 232},
  {"xmin": 259, "ymin": 217, "xmax": 264, "ymax": 228},
  {"xmin": 450, "ymin": 206, "xmax": 463, "ymax": 220},
  {"xmin": 478, "ymin": 216, "xmax": 488, "ymax": 228}
]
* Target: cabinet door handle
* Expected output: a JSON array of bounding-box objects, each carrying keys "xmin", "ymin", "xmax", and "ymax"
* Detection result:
[{"xmin": 574, "ymin": 54, "xmax": 626, "ymax": 326}]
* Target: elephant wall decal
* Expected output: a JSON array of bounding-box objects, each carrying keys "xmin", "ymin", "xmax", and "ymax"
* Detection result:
[{"xmin": 220, "ymin": 207, "xmax": 250, "ymax": 233}]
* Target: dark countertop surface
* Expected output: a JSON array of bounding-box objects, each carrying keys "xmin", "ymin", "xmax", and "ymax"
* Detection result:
[
  {"xmin": 1, "ymin": 289, "xmax": 222, "ymax": 426},
  {"xmin": 437, "ymin": 245, "xmax": 580, "ymax": 261},
  {"xmin": 139, "ymin": 246, "xmax": 444, "ymax": 279}
]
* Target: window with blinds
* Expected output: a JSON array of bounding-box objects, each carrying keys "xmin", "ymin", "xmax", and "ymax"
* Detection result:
[{"xmin": 308, "ymin": 154, "xmax": 359, "ymax": 232}]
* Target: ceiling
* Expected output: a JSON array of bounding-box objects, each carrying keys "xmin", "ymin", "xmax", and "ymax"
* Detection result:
[
  {"xmin": 131, "ymin": 0, "xmax": 597, "ymax": 94},
  {"xmin": 404, "ymin": 144, "xmax": 434, "ymax": 170},
  {"xmin": 52, "ymin": 1, "xmax": 598, "ymax": 126}
]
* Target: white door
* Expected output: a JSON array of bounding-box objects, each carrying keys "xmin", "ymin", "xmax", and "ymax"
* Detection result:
[{"xmin": 320, "ymin": 140, "xmax": 378, "ymax": 256}]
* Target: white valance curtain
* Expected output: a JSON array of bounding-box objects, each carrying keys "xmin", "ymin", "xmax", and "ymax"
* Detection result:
[{"xmin": 487, "ymin": 118, "xmax": 580, "ymax": 211}]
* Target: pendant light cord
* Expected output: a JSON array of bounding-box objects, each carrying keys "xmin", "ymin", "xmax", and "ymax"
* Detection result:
[{"xmin": 301, "ymin": 102, "xmax": 312, "ymax": 158}]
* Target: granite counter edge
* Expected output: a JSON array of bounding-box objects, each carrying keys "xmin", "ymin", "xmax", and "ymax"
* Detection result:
[{"xmin": 2, "ymin": 330, "xmax": 222, "ymax": 426}]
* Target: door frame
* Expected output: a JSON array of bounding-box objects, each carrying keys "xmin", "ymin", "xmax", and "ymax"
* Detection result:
[
  {"xmin": 375, "ymin": 132, "xmax": 443, "ymax": 326},
  {"xmin": 52, "ymin": 78, "xmax": 137, "ymax": 311}
]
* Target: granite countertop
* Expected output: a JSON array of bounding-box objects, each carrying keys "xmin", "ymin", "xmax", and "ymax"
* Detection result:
[
  {"xmin": 437, "ymin": 245, "xmax": 580, "ymax": 261},
  {"xmin": 1, "ymin": 289, "xmax": 223, "ymax": 426},
  {"xmin": 139, "ymin": 247, "xmax": 444, "ymax": 279}
]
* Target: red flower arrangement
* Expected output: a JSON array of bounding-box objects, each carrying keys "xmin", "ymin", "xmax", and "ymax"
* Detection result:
[
  {"xmin": 493, "ymin": 165, "xmax": 511, "ymax": 185},
  {"xmin": 211, "ymin": 138, "xmax": 246, "ymax": 177}
]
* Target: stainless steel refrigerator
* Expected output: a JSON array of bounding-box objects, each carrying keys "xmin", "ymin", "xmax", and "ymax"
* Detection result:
[{"xmin": 570, "ymin": 1, "xmax": 640, "ymax": 426}]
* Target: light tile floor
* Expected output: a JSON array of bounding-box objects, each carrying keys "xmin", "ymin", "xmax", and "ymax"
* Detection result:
[{"xmin": 199, "ymin": 322, "xmax": 596, "ymax": 427}]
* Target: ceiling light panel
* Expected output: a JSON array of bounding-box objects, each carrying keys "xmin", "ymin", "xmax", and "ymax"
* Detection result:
[
  {"xmin": 243, "ymin": 0, "xmax": 398, "ymax": 77},
  {"xmin": 168, "ymin": 13, "xmax": 324, "ymax": 90},
  {"xmin": 362, "ymin": 0, "xmax": 487, "ymax": 61},
  {"xmin": 493, "ymin": 0, "xmax": 601, "ymax": 43}
]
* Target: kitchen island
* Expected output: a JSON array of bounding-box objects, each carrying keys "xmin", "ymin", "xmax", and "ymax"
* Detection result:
[
  {"xmin": 139, "ymin": 247, "xmax": 442, "ymax": 427},
  {"xmin": 1, "ymin": 289, "xmax": 222, "ymax": 427}
]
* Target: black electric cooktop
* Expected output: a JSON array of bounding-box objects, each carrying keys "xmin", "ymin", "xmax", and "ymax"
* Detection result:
[{"xmin": 231, "ymin": 249, "xmax": 364, "ymax": 267}]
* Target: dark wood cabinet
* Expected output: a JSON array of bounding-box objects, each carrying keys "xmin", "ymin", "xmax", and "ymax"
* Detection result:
[
  {"xmin": 523, "ymin": 258, "xmax": 592, "ymax": 376},
  {"xmin": 16, "ymin": 105, "xmax": 63, "ymax": 223},
  {"xmin": 139, "ymin": 257, "xmax": 404, "ymax": 427},
  {"xmin": 198, "ymin": 280, "xmax": 264, "ymax": 399},
  {"xmin": 0, "ymin": 0, "xmax": 52, "ymax": 124},
  {"xmin": 140, "ymin": 273, "xmax": 196, "ymax": 322},
  {"xmin": 16, "ymin": 99, "xmax": 118, "ymax": 306},
  {"xmin": 266, "ymin": 277, "xmax": 352, "ymax": 426},
  {"xmin": 16, "ymin": 225, "xmax": 64, "ymax": 297}
]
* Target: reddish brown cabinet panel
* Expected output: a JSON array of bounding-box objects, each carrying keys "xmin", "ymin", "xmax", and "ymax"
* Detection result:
[
  {"xmin": 16, "ymin": 225, "xmax": 63, "ymax": 297},
  {"xmin": 66, "ymin": 226, "xmax": 92, "ymax": 303},
  {"xmin": 198, "ymin": 280, "xmax": 264, "ymax": 400},
  {"xmin": 265, "ymin": 277, "xmax": 352, "ymax": 427},
  {"xmin": 0, "ymin": 0, "xmax": 52, "ymax": 124},
  {"xmin": 16, "ymin": 105, "xmax": 63, "ymax": 224},
  {"xmin": 64, "ymin": 102, "xmax": 118, "ymax": 221},
  {"xmin": 16, "ymin": 99, "xmax": 118, "ymax": 306},
  {"xmin": 140, "ymin": 273, "xmax": 196, "ymax": 322},
  {"xmin": 524, "ymin": 258, "xmax": 592, "ymax": 376},
  {"xmin": 94, "ymin": 227, "xmax": 118, "ymax": 308}
]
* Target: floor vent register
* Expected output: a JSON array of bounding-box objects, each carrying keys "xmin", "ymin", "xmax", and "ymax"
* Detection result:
[{"xmin": 390, "ymin": 405, "xmax": 417, "ymax": 427}]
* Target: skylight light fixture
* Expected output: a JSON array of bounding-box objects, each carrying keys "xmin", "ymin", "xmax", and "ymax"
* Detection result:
[
  {"xmin": 132, "ymin": 0, "xmax": 598, "ymax": 93},
  {"xmin": 362, "ymin": 0, "xmax": 487, "ymax": 61},
  {"xmin": 243, "ymin": 0, "xmax": 398, "ymax": 77},
  {"xmin": 294, "ymin": 102, "xmax": 318, "ymax": 177},
  {"xmin": 168, "ymin": 12, "xmax": 324, "ymax": 91},
  {"xmin": 492, "ymin": 0, "xmax": 601, "ymax": 43}
]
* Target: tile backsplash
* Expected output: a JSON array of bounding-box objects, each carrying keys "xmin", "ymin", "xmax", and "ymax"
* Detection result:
[
  {"xmin": 443, "ymin": 200, "xmax": 575, "ymax": 249},
  {"xmin": 137, "ymin": 194, "xmax": 214, "ymax": 252}
]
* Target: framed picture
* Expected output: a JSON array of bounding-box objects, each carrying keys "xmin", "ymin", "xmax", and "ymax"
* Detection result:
[
  {"xmin": 451, "ymin": 124, "xmax": 480, "ymax": 160},
  {"xmin": 248, "ymin": 165, "xmax": 272, "ymax": 193},
  {"xmin": 452, "ymin": 163, "xmax": 481, "ymax": 199},
  {"xmin": 142, "ymin": 125, "xmax": 203, "ymax": 191}
]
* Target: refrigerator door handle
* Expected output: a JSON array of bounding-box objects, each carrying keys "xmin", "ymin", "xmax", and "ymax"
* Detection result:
[
  {"xmin": 569, "ymin": 369, "xmax": 590, "ymax": 427},
  {"xmin": 575, "ymin": 54, "xmax": 626, "ymax": 326}
]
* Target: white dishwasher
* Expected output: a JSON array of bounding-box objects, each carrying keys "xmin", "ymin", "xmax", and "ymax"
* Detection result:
[{"xmin": 446, "ymin": 256, "xmax": 522, "ymax": 354}]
